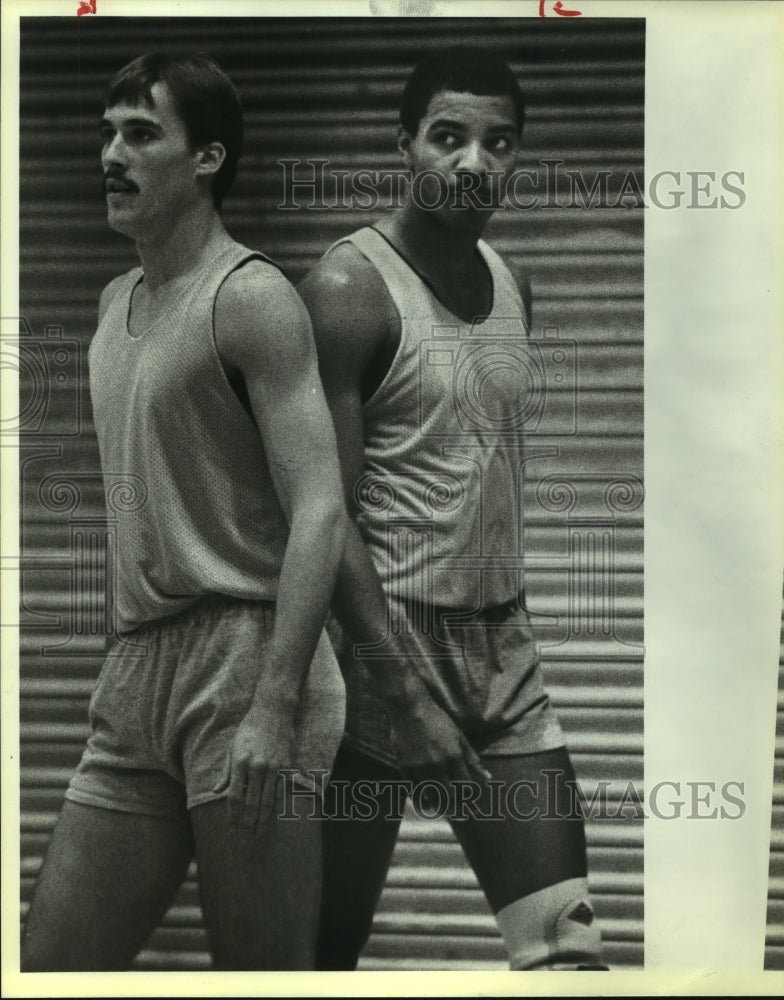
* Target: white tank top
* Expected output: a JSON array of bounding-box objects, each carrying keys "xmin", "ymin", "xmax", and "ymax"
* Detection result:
[
  {"xmin": 332, "ymin": 226, "xmax": 532, "ymax": 610},
  {"xmin": 88, "ymin": 242, "xmax": 289, "ymax": 632}
]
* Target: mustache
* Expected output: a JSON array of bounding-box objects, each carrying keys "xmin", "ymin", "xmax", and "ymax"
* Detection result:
[{"xmin": 102, "ymin": 170, "xmax": 139, "ymax": 194}]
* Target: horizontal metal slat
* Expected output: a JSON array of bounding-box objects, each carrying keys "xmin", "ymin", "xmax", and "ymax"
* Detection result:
[
  {"xmin": 358, "ymin": 917, "xmax": 642, "ymax": 962},
  {"xmin": 15, "ymin": 435, "xmax": 644, "ymax": 479},
  {"xmin": 20, "ymin": 205, "xmax": 644, "ymax": 244},
  {"xmin": 17, "ymin": 687, "xmax": 644, "ymax": 727},
  {"xmin": 18, "ymin": 722, "xmax": 644, "ymax": 760},
  {"xmin": 131, "ymin": 950, "xmax": 209, "ymax": 971},
  {"xmin": 20, "ymin": 18, "xmax": 645, "ymax": 65},
  {"xmin": 18, "ymin": 252, "xmax": 644, "ymax": 298},
  {"xmin": 22, "ymin": 69, "xmax": 645, "ymax": 113},
  {"xmin": 357, "ymin": 937, "xmax": 643, "ymax": 969},
  {"xmin": 20, "ymin": 260, "xmax": 642, "ymax": 304},
  {"xmin": 19, "ymin": 518, "xmax": 645, "ymax": 554},
  {"xmin": 18, "ymin": 671, "xmax": 643, "ymax": 705},
  {"xmin": 17, "ymin": 578, "xmax": 645, "ymax": 617}
]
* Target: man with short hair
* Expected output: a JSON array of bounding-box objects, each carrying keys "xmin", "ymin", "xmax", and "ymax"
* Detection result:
[
  {"xmin": 21, "ymin": 52, "xmax": 347, "ymax": 971},
  {"xmin": 300, "ymin": 46, "xmax": 607, "ymax": 971}
]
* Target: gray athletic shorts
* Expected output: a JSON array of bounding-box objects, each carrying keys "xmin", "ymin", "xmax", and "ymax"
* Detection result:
[
  {"xmin": 66, "ymin": 595, "xmax": 346, "ymax": 819},
  {"xmin": 331, "ymin": 595, "xmax": 565, "ymax": 768}
]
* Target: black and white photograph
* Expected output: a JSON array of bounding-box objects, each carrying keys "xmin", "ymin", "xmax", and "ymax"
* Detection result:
[{"xmin": 1, "ymin": 0, "xmax": 782, "ymax": 996}]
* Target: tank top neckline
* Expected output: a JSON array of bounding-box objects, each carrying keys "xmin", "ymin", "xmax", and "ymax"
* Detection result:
[
  {"xmin": 124, "ymin": 241, "xmax": 241, "ymax": 341},
  {"xmin": 367, "ymin": 225, "xmax": 497, "ymax": 328}
]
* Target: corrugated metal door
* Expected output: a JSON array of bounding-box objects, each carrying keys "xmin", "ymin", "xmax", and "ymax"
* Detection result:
[
  {"xmin": 765, "ymin": 596, "xmax": 784, "ymax": 970},
  {"xmin": 18, "ymin": 15, "xmax": 644, "ymax": 970}
]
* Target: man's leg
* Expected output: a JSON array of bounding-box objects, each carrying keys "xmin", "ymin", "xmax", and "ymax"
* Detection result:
[
  {"xmin": 316, "ymin": 741, "xmax": 406, "ymax": 970},
  {"xmin": 448, "ymin": 747, "xmax": 606, "ymax": 970},
  {"xmin": 191, "ymin": 786, "xmax": 324, "ymax": 970},
  {"xmin": 21, "ymin": 800, "xmax": 194, "ymax": 971}
]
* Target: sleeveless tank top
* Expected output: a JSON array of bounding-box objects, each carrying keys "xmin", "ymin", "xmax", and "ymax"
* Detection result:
[
  {"xmin": 88, "ymin": 241, "xmax": 289, "ymax": 632},
  {"xmin": 330, "ymin": 226, "xmax": 532, "ymax": 610}
]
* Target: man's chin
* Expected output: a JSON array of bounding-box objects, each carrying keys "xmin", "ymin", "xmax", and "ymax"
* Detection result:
[
  {"xmin": 106, "ymin": 210, "xmax": 138, "ymax": 239},
  {"xmin": 437, "ymin": 205, "xmax": 494, "ymax": 236}
]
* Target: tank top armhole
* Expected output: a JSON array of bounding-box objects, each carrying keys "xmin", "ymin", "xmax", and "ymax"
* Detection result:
[
  {"xmin": 208, "ymin": 249, "xmax": 285, "ymax": 426},
  {"xmin": 477, "ymin": 240, "xmax": 530, "ymax": 333},
  {"xmin": 210, "ymin": 249, "xmax": 286, "ymax": 334},
  {"xmin": 323, "ymin": 230, "xmax": 406, "ymax": 411},
  {"xmin": 90, "ymin": 267, "xmax": 143, "ymax": 360}
]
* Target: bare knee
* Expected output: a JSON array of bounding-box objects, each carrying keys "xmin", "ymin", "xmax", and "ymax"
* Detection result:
[
  {"xmin": 315, "ymin": 747, "xmax": 405, "ymax": 970},
  {"xmin": 192, "ymin": 797, "xmax": 322, "ymax": 970},
  {"xmin": 316, "ymin": 817, "xmax": 399, "ymax": 970},
  {"xmin": 497, "ymin": 878, "xmax": 606, "ymax": 970}
]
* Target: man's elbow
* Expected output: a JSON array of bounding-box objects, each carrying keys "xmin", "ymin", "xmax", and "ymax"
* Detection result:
[
  {"xmin": 293, "ymin": 489, "xmax": 348, "ymax": 553},
  {"xmin": 322, "ymin": 495, "xmax": 349, "ymax": 554}
]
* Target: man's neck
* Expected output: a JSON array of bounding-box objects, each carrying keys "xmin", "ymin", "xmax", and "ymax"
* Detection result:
[
  {"xmin": 134, "ymin": 205, "xmax": 229, "ymax": 291},
  {"xmin": 383, "ymin": 198, "xmax": 489, "ymax": 277}
]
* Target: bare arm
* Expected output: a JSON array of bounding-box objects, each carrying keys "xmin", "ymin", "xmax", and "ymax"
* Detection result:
[
  {"xmin": 299, "ymin": 248, "xmax": 400, "ymax": 680},
  {"xmin": 299, "ymin": 247, "xmax": 485, "ymax": 783},
  {"xmin": 214, "ymin": 260, "xmax": 347, "ymax": 828}
]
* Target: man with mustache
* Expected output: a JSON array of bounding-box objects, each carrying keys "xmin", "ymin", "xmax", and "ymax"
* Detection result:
[
  {"xmin": 22, "ymin": 52, "xmax": 347, "ymax": 970},
  {"xmin": 299, "ymin": 46, "xmax": 607, "ymax": 971}
]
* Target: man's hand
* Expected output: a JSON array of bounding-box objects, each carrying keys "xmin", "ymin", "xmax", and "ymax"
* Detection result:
[
  {"xmin": 214, "ymin": 694, "xmax": 298, "ymax": 834},
  {"xmin": 384, "ymin": 672, "xmax": 491, "ymax": 786}
]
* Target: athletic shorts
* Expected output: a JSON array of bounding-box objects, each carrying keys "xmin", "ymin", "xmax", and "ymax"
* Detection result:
[
  {"xmin": 330, "ymin": 594, "xmax": 565, "ymax": 768},
  {"xmin": 66, "ymin": 595, "xmax": 346, "ymax": 820}
]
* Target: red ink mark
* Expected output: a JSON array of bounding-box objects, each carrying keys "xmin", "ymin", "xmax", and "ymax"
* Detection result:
[
  {"xmin": 539, "ymin": 0, "xmax": 582, "ymax": 15},
  {"xmin": 77, "ymin": 0, "xmax": 96, "ymax": 15}
]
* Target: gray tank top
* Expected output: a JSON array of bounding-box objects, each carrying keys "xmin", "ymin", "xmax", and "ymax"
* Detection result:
[
  {"xmin": 331, "ymin": 226, "xmax": 532, "ymax": 610},
  {"xmin": 89, "ymin": 242, "xmax": 289, "ymax": 632}
]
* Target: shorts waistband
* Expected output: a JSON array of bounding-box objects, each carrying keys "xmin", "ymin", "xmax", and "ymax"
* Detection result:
[
  {"xmin": 392, "ymin": 589, "xmax": 528, "ymax": 627},
  {"xmin": 120, "ymin": 594, "xmax": 277, "ymax": 638}
]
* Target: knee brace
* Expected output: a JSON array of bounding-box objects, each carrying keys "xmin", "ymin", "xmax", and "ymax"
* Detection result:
[{"xmin": 495, "ymin": 877, "xmax": 605, "ymax": 971}]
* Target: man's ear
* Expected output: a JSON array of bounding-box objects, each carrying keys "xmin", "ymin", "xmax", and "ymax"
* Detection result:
[
  {"xmin": 397, "ymin": 126, "xmax": 413, "ymax": 168},
  {"xmin": 194, "ymin": 141, "xmax": 227, "ymax": 181}
]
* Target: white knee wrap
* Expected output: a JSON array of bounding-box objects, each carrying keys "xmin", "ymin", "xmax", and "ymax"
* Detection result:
[{"xmin": 495, "ymin": 877, "xmax": 605, "ymax": 971}]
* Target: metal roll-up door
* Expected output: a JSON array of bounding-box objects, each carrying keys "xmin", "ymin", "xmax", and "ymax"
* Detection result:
[
  {"xmin": 765, "ymin": 599, "xmax": 784, "ymax": 969},
  {"xmin": 18, "ymin": 15, "xmax": 644, "ymax": 970}
]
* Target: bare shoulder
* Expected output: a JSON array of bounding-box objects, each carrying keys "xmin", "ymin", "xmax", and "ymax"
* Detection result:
[
  {"xmin": 299, "ymin": 240, "xmax": 386, "ymax": 310},
  {"xmin": 214, "ymin": 258, "xmax": 312, "ymax": 371},
  {"xmin": 298, "ymin": 241, "xmax": 395, "ymax": 362},
  {"xmin": 217, "ymin": 257, "xmax": 304, "ymax": 323}
]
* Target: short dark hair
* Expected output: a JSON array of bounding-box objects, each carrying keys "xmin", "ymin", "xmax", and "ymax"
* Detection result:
[
  {"xmin": 105, "ymin": 52, "xmax": 243, "ymax": 209},
  {"xmin": 400, "ymin": 46, "xmax": 525, "ymax": 138}
]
